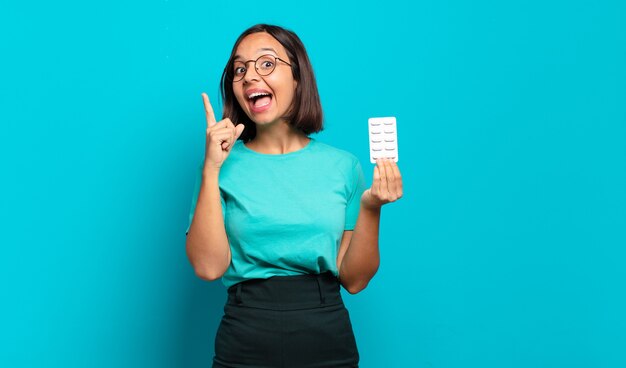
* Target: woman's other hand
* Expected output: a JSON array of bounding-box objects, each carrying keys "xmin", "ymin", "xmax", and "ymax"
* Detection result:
[{"xmin": 361, "ymin": 158, "xmax": 403, "ymax": 210}]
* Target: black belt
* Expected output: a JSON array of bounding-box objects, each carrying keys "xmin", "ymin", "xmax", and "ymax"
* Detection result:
[{"xmin": 226, "ymin": 271, "xmax": 343, "ymax": 311}]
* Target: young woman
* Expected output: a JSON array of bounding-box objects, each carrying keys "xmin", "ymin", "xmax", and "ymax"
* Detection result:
[{"xmin": 185, "ymin": 23, "xmax": 403, "ymax": 368}]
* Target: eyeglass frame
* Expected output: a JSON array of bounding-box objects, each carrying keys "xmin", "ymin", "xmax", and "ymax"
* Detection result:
[{"xmin": 229, "ymin": 54, "xmax": 292, "ymax": 82}]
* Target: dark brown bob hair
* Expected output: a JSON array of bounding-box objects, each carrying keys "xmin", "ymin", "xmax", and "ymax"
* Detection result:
[{"xmin": 219, "ymin": 24, "xmax": 324, "ymax": 142}]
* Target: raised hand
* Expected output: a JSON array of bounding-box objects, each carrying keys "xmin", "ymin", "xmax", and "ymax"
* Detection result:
[
  {"xmin": 361, "ymin": 158, "xmax": 403, "ymax": 210},
  {"xmin": 202, "ymin": 93, "xmax": 245, "ymax": 171}
]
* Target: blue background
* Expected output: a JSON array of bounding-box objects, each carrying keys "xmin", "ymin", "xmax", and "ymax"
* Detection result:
[{"xmin": 1, "ymin": 0, "xmax": 625, "ymax": 367}]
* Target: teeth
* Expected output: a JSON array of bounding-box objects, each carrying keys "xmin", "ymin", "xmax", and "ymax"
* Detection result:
[{"xmin": 248, "ymin": 92, "xmax": 271, "ymax": 99}]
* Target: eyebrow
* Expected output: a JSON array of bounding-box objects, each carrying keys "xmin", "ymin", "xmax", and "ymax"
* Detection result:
[{"xmin": 234, "ymin": 48, "xmax": 279, "ymax": 61}]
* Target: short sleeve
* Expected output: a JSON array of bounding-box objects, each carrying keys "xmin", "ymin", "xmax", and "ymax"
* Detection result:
[
  {"xmin": 344, "ymin": 158, "xmax": 367, "ymax": 230},
  {"xmin": 185, "ymin": 163, "xmax": 226, "ymax": 236}
]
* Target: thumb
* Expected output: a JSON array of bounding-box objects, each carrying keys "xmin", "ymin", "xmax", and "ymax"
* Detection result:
[{"xmin": 234, "ymin": 124, "xmax": 245, "ymax": 140}]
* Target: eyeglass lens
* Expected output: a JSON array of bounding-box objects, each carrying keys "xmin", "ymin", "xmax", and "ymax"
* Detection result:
[{"xmin": 233, "ymin": 55, "xmax": 277, "ymax": 81}]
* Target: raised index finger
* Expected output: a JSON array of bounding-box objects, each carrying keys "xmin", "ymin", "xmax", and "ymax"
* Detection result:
[{"xmin": 201, "ymin": 93, "xmax": 217, "ymax": 127}]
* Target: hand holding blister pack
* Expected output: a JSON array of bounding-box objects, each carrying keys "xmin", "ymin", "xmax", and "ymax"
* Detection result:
[{"xmin": 368, "ymin": 117, "xmax": 398, "ymax": 163}]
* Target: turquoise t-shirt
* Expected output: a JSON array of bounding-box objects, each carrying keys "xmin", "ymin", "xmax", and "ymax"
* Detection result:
[{"xmin": 185, "ymin": 137, "xmax": 367, "ymax": 289}]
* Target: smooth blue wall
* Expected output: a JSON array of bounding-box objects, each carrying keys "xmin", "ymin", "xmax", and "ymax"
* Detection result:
[{"xmin": 1, "ymin": 0, "xmax": 625, "ymax": 367}]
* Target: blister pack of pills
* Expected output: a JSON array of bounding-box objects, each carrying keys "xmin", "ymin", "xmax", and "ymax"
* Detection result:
[{"xmin": 368, "ymin": 117, "xmax": 398, "ymax": 163}]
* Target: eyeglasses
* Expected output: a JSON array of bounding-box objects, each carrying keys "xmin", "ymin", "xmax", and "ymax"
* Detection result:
[{"xmin": 231, "ymin": 54, "xmax": 292, "ymax": 82}]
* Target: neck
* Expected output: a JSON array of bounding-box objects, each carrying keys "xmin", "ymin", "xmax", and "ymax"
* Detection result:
[{"xmin": 246, "ymin": 121, "xmax": 310, "ymax": 154}]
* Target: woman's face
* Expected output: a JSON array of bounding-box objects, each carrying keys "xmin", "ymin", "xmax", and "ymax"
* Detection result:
[{"xmin": 232, "ymin": 32, "xmax": 298, "ymax": 126}]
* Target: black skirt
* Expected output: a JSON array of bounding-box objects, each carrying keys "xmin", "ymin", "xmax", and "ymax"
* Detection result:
[{"xmin": 212, "ymin": 271, "xmax": 360, "ymax": 368}]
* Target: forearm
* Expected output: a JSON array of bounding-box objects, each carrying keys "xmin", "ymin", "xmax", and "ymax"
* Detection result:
[
  {"xmin": 185, "ymin": 168, "xmax": 231, "ymax": 280},
  {"xmin": 339, "ymin": 204, "xmax": 381, "ymax": 293}
]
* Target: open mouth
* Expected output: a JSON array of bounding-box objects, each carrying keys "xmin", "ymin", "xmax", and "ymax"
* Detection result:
[{"xmin": 247, "ymin": 92, "xmax": 273, "ymax": 112}]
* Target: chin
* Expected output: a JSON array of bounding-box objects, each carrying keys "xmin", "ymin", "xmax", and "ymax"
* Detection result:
[{"xmin": 248, "ymin": 112, "xmax": 279, "ymax": 124}]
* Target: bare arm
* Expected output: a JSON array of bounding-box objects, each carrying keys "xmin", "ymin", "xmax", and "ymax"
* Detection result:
[
  {"xmin": 339, "ymin": 158, "xmax": 403, "ymax": 294},
  {"xmin": 185, "ymin": 93, "xmax": 243, "ymax": 281},
  {"xmin": 185, "ymin": 168, "xmax": 231, "ymax": 281},
  {"xmin": 338, "ymin": 207, "xmax": 381, "ymax": 294}
]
